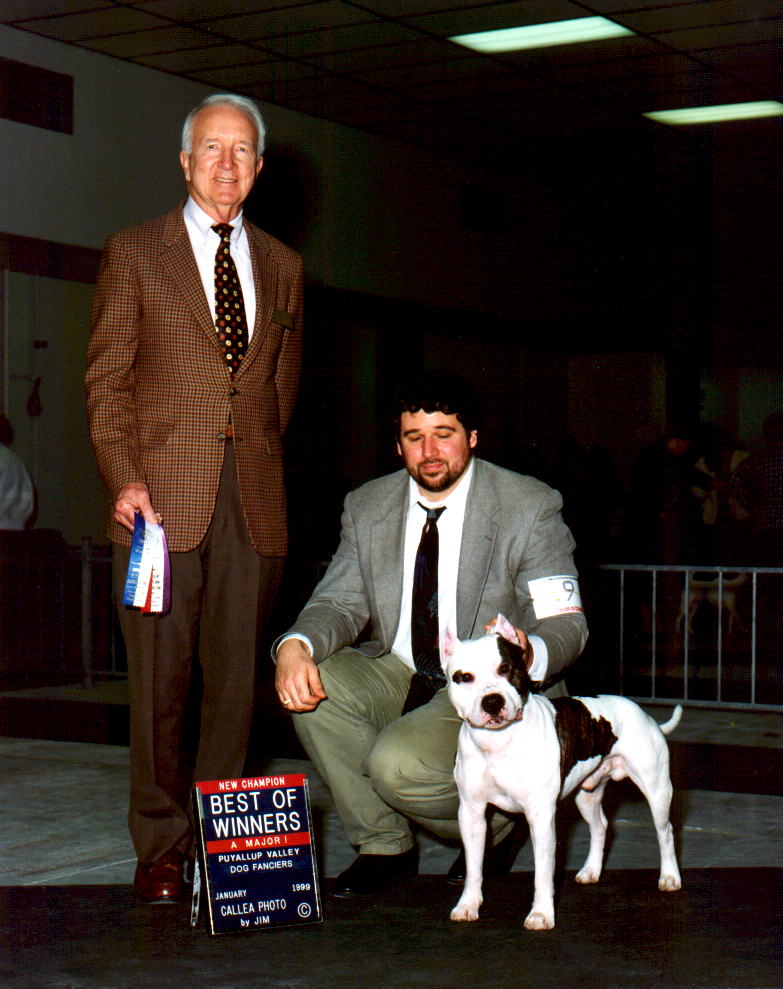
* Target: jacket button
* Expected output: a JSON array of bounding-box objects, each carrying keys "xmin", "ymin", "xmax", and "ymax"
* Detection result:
[{"xmin": 230, "ymin": 387, "xmax": 238, "ymax": 396}]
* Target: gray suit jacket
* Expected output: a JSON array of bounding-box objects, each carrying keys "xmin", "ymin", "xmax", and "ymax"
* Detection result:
[{"xmin": 281, "ymin": 458, "xmax": 588, "ymax": 692}]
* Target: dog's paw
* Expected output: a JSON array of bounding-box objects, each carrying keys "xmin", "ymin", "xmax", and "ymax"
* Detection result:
[
  {"xmin": 658, "ymin": 873, "xmax": 682, "ymax": 892},
  {"xmin": 451, "ymin": 899, "xmax": 482, "ymax": 922},
  {"xmin": 575, "ymin": 866, "xmax": 600, "ymax": 884},
  {"xmin": 524, "ymin": 910, "xmax": 555, "ymax": 931}
]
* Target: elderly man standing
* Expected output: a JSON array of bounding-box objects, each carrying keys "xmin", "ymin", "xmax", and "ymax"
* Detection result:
[{"xmin": 86, "ymin": 93, "xmax": 303, "ymax": 904}]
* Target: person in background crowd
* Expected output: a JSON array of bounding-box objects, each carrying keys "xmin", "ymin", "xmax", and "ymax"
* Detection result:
[{"xmin": 0, "ymin": 413, "xmax": 34, "ymax": 530}]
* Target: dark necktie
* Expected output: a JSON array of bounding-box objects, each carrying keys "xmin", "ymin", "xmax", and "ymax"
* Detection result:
[
  {"xmin": 212, "ymin": 223, "xmax": 248, "ymax": 375},
  {"xmin": 403, "ymin": 503, "xmax": 446, "ymax": 714}
]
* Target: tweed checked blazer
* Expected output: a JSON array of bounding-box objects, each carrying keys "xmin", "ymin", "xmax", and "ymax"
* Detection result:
[
  {"xmin": 86, "ymin": 204, "xmax": 303, "ymax": 555},
  {"xmin": 282, "ymin": 458, "xmax": 588, "ymax": 690}
]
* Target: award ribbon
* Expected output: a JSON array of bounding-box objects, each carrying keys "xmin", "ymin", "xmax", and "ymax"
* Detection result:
[{"xmin": 123, "ymin": 514, "xmax": 171, "ymax": 614}]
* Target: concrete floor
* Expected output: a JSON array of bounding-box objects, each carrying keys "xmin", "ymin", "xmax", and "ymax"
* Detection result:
[
  {"xmin": 1, "ymin": 703, "xmax": 781, "ymax": 989},
  {"xmin": 1, "ymin": 705, "xmax": 781, "ymax": 887}
]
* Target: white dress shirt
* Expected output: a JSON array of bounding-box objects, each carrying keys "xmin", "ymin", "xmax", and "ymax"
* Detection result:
[{"xmin": 183, "ymin": 197, "xmax": 257, "ymax": 338}]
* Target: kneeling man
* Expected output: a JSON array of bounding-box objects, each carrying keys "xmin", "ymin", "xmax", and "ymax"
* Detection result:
[{"xmin": 274, "ymin": 370, "xmax": 588, "ymax": 897}]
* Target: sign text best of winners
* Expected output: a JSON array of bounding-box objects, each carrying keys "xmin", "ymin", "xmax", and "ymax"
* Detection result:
[{"xmin": 192, "ymin": 773, "xmax": 322, "ymax": 934}]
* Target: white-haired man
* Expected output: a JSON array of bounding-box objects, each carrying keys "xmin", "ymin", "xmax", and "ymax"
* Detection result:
[{"xmin": 86, "ymin": 93, "xmax": 303, "ymax": 903}]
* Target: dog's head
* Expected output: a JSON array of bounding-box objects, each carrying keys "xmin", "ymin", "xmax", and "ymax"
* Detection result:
[{"xmin": 442, "ymin": 614, "xmax": 531, "ymax": 730}]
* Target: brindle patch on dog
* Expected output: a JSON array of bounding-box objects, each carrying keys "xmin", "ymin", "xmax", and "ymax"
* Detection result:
[
  {"xmin": 496, "ymin": 636, "xmax": 531, "ymax": 704},
  {"xmin": 551, "ymin": 697, "xmax": 618, "ymax": 786}
]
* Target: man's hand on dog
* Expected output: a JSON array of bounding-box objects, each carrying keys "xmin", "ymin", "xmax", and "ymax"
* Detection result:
[
  {"xmin": 483, "ymin": 617, "xmax": 534, "ymax": 670},
  {"xmin": 275, "ymin": 639, "xmax": 328, "ymax": 712}
]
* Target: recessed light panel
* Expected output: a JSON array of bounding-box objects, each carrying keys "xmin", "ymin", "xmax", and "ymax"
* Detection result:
[
  {"xmin": 450, "ymin": 17, "xmax": 635, "ymax": 54},
  {"xmin": 644, "ymin": 101, "xmax": 783, "ymax": 125}
]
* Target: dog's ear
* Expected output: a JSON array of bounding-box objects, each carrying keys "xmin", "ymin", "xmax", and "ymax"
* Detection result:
[
  {"xmin": 440, "ymin": 628, "xmax": 458, "ymax": 667},
  {"xmin": 495, "ymin": 613, "xmax": 520, "ymax": 645}
]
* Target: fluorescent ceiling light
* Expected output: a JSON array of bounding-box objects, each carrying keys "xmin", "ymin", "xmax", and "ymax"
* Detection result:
[
  {"xmin": 644, "ymin": 101, "xmax": 783, "ymax": 126},
  {"xmin": 450, "ymin": 17, "xmax": 634, "ymax": 53}
]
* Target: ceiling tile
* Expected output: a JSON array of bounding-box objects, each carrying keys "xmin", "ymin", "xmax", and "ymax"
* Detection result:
[
  {"xmin": 550, "ymin": 52, "xmax": 697, "ymax": 86},
  {"xmin": 495, "ymin": 34, "xmax": 662, "ymax": 69},
  {"xmin": 195, "ymin": 2, "xmax": 376, "ymax": 39},
  {"xmin": 656, "ymin": 19, "xmax": 783, "ymax": 50},
  {"xmin": 130, "ymin": 0, "xmax": 300, "ymax": 18},
  {"xmin": 259, "ymin": 21, "xmax": 420, "ymax": 56},
  {"xmin": 406, "ymin": 0, "xmax": 587, "ymax": 36},
  {"xmin": 300, "ymin": 37, "xmax": 458, "ymax": 71},
  {"xmin": 130, "ymin": 43, "xmax": 268, "ymax": 72},
  {"xmin": 616, "ymin": 1, "xmax": 782, "ymax": 34},
  {"xmin": 355, "ymin": 54, "xmax": 514, "ymax": 87},
  {"xmin": 1, "ymin": 0, "xmax": 109, "ymax": 20},
  {"xmin": 352, "ymin": 0, "xmax": 488, "ymax": 15},
  {"xmin": 85, "ymin": 26, "xmax": 218, "ymax": 57},
  {"xmin": 14, "ymin": 7, "xmax": 166, "ymax": 41},
  {"xmin": 184, "ymin": 57, "xmax": 322, "ymax": 91},
  {"xmin": 584, "ymin": 0, "xmax": 722, "ymax": 11}
]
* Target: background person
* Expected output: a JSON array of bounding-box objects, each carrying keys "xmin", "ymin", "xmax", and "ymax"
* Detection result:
[{"xmin": 0, "ymin": 414, "xmax": 34, "ymax": 530}]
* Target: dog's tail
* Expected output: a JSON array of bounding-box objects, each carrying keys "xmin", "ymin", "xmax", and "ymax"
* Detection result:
[{"xmin": 659, "ymin": 705, "xmax": 683, "ymax": 736}]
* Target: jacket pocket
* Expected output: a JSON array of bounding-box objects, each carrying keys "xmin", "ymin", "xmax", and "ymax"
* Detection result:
[{"xmin": 138, "ymin": 419, "xmax": 174, "ymax": 449}]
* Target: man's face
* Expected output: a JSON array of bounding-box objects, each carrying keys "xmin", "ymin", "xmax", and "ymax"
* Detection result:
[
  {"xmin": 397, "ymin": 410, "xmax": 477, "ymax": 498},
  {"xmin": 179, "ymin": 104, "xmax": 263, "ymax": 223}
]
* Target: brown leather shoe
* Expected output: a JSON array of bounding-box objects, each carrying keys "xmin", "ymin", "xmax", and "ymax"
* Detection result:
[{"xmin": 134, "ymin": 850, "xmax": 185, "ymax": 904}]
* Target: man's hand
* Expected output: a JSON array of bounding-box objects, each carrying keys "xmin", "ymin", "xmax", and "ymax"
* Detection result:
[
  {"xmin": 275, "ymin": 639, "xmax": 328, "ymax": 712},
  {"xmin": 113, "ymin": 483, "xmax": 161, "ymax": 533},
  {"xmin": 484, "ymin": 617, "xmax": 534, "ymax": 670}
]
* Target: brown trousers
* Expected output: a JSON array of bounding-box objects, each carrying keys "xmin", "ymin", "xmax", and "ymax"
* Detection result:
[{"xmin": 113, "ymin": 443, "xmax": 284, "ymax": 863}]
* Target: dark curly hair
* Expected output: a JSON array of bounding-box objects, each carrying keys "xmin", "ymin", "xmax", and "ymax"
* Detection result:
[{"xmin": 391, "ymin": 370, "xmax": 481, "ymax": 439}]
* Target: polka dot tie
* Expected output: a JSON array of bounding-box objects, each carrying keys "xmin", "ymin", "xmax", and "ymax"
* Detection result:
[{"xmin": 212, "ymin": 223, "xmax": 247, "ymax": 375}]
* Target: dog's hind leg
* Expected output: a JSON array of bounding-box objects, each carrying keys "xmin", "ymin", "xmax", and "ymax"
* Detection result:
[
  {"xmin": 574, "ymin": 778, "xmax": 609, "ymax": 884},
  {"xmin": 627, "ymin": 762, "xmax": 682, "ymax": 892}
]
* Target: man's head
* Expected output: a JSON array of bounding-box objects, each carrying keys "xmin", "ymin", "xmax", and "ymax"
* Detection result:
[
  {"xmin": 179, "ymin": 94, "xmax": 265, "ymax": 224},
  {"xmin": 392, "ymin": 371, "xmax": 480, "ymax": 499}
]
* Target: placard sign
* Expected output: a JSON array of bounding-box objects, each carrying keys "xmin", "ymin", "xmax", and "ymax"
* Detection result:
[{"xmin": 191, "ymin": 773, "xmax": 322, "ymax": 935}]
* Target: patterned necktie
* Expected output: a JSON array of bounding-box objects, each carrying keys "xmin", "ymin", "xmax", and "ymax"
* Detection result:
[
  {"xmin": 212, "ymin": 223, "xmax": 248, "ymax": 375},
  {"xmin": 411, "ymin": 503, "xmax": 447, "ymax": 682}
]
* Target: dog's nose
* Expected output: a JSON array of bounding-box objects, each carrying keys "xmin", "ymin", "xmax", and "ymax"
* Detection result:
[{"xmin": 481, "ymin": 693, "xmax": 505, "ymax": 717}]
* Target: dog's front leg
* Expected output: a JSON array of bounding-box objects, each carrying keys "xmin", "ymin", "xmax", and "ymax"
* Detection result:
[
  {"xmin": 450, "ymin": 800, "xmax": 487, "ymax": 922},
  {"xmin": 524, "ymin": 808, "xmax": 556, "ymax": 930}
]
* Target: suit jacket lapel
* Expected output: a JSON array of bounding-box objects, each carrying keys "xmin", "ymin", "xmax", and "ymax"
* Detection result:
[
  {"xmin": 369, "ymin": 473, "xmax": 409, "ymax": 649},
  {"xmin": 457, "ymin": 460, "xmax": 500, "ymax": 639},
  {"xmin": 158, "ymin": 206, "xmax": 218, "ymax": 346},
  {"xmin": 244, "ymin": 223, "xmax": 278, "ymax": 367}
]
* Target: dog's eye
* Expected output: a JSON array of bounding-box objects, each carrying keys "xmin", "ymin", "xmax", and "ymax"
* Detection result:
[
  {"xmin": 452, "ymin": 671, "xmax": 474, "ymax": 684},
  {"xmin": 498, "ymin": 663, "xmax": 512, "ymax": 676}
]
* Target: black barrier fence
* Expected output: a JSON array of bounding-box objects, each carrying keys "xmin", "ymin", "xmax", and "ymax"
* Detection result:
[{"xmin": 0, "ymin": 535, "xmax": 781, "ymax": 712}]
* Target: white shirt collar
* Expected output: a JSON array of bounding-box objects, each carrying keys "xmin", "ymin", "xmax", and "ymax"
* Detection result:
[{"xmin": 183, "ymin": 196, "xmax": 244, "ymax": 245}]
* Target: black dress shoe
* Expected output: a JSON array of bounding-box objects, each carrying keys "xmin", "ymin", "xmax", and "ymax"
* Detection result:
[
  {"xmin": 447, "ymin": 822, "xmax": 526, "ymax": 885},
  {"xmin": 333, "ymin": 848, "xmax": 418, "ymax": 899}
]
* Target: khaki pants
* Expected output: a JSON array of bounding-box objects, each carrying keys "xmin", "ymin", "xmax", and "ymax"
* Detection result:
[{"xmin": 293, "ymin": 648, "xmax": 514, "ymax": 855}]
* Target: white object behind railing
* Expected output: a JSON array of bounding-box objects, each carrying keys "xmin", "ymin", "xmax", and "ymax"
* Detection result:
[{"xmin": 596, "ymin": 564, "xmax": 783, "ymax": 712}]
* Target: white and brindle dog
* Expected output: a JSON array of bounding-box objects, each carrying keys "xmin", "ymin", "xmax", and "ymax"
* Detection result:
[{"xmin": 444, "ymin": 615, "xmax": 682, "ymax": 931}]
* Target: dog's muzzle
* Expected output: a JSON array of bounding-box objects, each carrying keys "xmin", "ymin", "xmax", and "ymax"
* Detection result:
[{"xmin": 465, "ymin": 692, "xmax": 522, "ymax": 730}]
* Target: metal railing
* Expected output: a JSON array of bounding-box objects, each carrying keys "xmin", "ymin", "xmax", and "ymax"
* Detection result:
[
  {"xmin": 3, "ymin": 538, "xmax": 781, "ymax": 713},
  {"xmin": 593, "ymin": 564, "xmax": 783, "ymax": 712}
]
